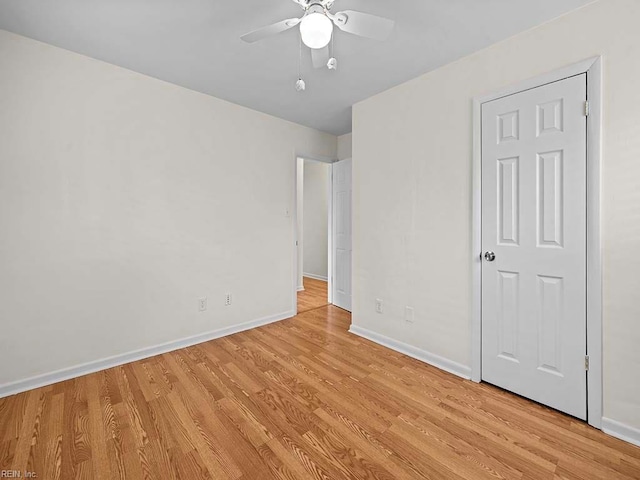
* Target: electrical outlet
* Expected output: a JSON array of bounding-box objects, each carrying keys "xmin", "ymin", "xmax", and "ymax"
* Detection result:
[
  {"xmin": 225, "ymin": 293, "xmax": 232, "ymax": 306},
  {"xmin": 375, "ymin": 299, "xmax": 383, "ymax": 314},
  {"xmin": 405, "ymin": 306, "xmax": 415, "ymax": 323},
  {"xmin": 198, "ymin": 297, "xmax": 207, "ymax": 312}
]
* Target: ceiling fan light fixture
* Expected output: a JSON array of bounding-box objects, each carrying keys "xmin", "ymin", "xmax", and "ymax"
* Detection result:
[{"xmin": 300, "ymin": 12, "xmax": 333, "ymax": 49}]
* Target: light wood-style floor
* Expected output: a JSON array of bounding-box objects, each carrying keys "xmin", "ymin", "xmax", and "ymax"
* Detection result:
[
  {"xmin": 297, "ymin": 276, "xmax": 329, "ymax": 314},
  {"xmin": 1, "ymin": 306, "xmax": 639, "ymax": 480}
]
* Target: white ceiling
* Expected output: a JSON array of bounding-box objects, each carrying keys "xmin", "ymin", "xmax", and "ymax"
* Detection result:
[{"xmin": 0, "ymin": 0, "xmax": 594, "ymax": 135}]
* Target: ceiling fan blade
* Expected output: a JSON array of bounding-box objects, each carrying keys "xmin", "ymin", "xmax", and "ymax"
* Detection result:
[
  {"xmin": 331, "ymin": 10, "xmax": 394, "ymax": 40},
  {"xmin": 311, "ymin": 46, "xmax": 330, "ymax": 69},
  {"xmin": 241, "ymin": 17, "xmax": 301, "ymax": 43}
]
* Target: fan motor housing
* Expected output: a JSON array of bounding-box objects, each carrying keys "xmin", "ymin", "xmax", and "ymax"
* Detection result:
[{"xmin": 307, "ymin": 3, "xmax": 325, "ymax": 14}]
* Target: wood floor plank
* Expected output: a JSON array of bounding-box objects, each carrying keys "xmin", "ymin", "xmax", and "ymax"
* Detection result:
[
  {"xmin": 23, "ymin": 387, "xmax": 49, "ymax": 477},
  {"xmin": 313, "ymin": 407, "xmax": 418, "ymax": 480},
  {"xmin": 297, "ymin": 277, "xmax": 329, "ymax": 314},
  {"xmin": 10, "ymin": 389, "xmax": 43, "ymax": 472},
  {"xmin": 1, "ymin": 289, "xmax": 638, "ymax": 479},
  {"xmin": 86, "ymin": 374, "xmax": 111, "ymax": 480},
  {"xmin": 74, "ymin": 459, "xmax": 94, "ymax": 480},
  {"xmin": 165, "ymin": 391, "xmax": 240, "ymax": 480},
  {"xmin": 217, "ymin": 396, "xmax": 273, "ymax": 448},
  {"xmin": 43, "ymin": 392, "xmax": 64, "ymax": 480},
  {"xmin": 0, "ymin": 395, "xmax": 21, "ymax": 443}
]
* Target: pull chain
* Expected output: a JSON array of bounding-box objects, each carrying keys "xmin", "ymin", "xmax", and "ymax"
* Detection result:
[
  {"xmin": 327, "ymin": 28, "xmax": 337, "ymax": 70},
  {"xmin": 299, "ymin": 33, "xmax": 302, "ymax": 78},
  {"xmin": 295, "ymin": 33, "xmax": 306, "ymax": 91},
  {"xmin": 331, "ymin": 30, "xmax": 334, "ymax": 57}
]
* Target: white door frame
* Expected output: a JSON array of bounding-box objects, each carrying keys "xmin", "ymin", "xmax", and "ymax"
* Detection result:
[
  {"xmin": 327, "ymin": 162, "xmax": 334, "ymax": 305},
  {"xmin": 292, "ymin": 154, "xmax": 336, "ymax": 314},
  {"xmin": 471, "ymin": 57, "xmax": 603, "ymax": 428}
]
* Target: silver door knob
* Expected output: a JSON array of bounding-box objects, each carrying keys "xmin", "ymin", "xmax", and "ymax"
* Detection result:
[{"xmin": 484, "ymin": 251, "xmax": 496, "ymax": 262}]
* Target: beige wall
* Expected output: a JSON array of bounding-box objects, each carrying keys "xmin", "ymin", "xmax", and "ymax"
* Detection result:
[
  {"xmin": 352, "ymin": 0, "xmax": 640, "ymax": 431},
  {"xmin": 303, "ymin": 160, "xmax": 330, "ymax": 280},
  {"xmin": 0, "ymin": 30, "xmax": 336, "ymax": 389},
  {"xmin": 338, "ymin": 133, "xmax": 352, "ymax": 160}
]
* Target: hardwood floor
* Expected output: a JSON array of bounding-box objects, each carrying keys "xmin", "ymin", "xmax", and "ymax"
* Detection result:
[
  {"xmin": 1, "ymin": 306, "xmax": 639, "ymax": 480},
  {"xmin": 297, "ymin": 277, "xmax": 329, "ymax": 313}
]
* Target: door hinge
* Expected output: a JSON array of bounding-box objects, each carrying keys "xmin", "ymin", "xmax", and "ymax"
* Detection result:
[
  {"xmin": 585, "ymin": 355, "xmax": 590, "ymax": 371},
  {"xmin": 584, "ymin": 101, "xmax": 590, "ymax": 117}
]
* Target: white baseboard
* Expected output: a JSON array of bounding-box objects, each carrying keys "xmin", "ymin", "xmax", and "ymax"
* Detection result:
[
  {"xmin": 602, "ymin": 417, "xmax": 640, "ymax": 447},
  {"xmin": 297, "ymin": 286, "xmax": 305, "ymax": 292},
  {"xmin": 349, "ymin": 325, "xmax": 471, "ymax": 380},
  {"xmin": 0, "ymin": 310, "xmax": 295, "ymax": 399},
  {"xmin": 303, "ymin": 273, "xmax": 328, "ymax": 282}
]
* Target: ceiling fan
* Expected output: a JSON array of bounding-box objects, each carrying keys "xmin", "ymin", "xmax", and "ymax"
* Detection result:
[{"xmin": 240, "ymin": 0, "xmax": 395, "ymax": 70}]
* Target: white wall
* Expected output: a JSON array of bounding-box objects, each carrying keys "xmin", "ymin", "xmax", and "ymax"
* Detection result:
[
  {"xmin": 352, "ymin": 0, "xmax": 640, "ymax": 433},
  {"xmin": 303, "ymin": 160, "xmax": 330, "ymax": 280},
  {"xmin": 338, "ymin": 133, "xmax": 352, "ymax": 160},
  {"xmin": 0, "ymin": 30, "xmax": 336, "ymax": 390}
]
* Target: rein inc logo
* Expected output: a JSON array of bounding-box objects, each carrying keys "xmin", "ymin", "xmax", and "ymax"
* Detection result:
[{"xmin": 1, "ymin": 472, "xmax": 36, "ymax": 478}]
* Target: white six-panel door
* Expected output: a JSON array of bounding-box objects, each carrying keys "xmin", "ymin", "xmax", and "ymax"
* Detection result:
[
  {"xmin": 481, "ymin": 74, "xmax": 588, "ymax": 419},
  {"xmin": 332, "ymin": 158, "xmax": 352, "ymax": 312}
]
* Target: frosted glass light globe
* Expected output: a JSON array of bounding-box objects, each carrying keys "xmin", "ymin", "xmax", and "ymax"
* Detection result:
[{"xmin": 300, "ymin": 12, "xmax": 333, "ymax": 49}]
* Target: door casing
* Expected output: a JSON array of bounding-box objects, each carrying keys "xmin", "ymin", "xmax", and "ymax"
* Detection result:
[{"xmin": 471, "ymin": 57, "xmax": 603, "ymax": 429}]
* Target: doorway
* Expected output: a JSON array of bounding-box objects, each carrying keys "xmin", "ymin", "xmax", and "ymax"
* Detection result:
[
  {"xmin": 294, "ymin": 156, "xmax": 352, "ymax": 314},
  {"xmin": 471, "ymin": 58, "xmax": 602, "ymax": 427},
  {"xmin": 296, "ymin": 157, "xmax": 331, "ymax": 313}
]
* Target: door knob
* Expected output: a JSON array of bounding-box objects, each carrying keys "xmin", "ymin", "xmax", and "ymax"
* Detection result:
[{"xmin": 484, "ymin": 251, "xmax": 496, "ymax": 262}]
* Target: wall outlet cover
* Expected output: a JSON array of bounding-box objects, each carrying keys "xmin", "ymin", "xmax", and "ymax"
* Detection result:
[
  {"xmin": 198, "ymin": 297, "xmax": 207, "ymax": 312},
  {"xmin": 375, "ymin": 299, "xmax": 383, "ymax": 314},
  {"xmin": 405, "ymin": 306, "xmax": 415, "ymax": 323}
]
